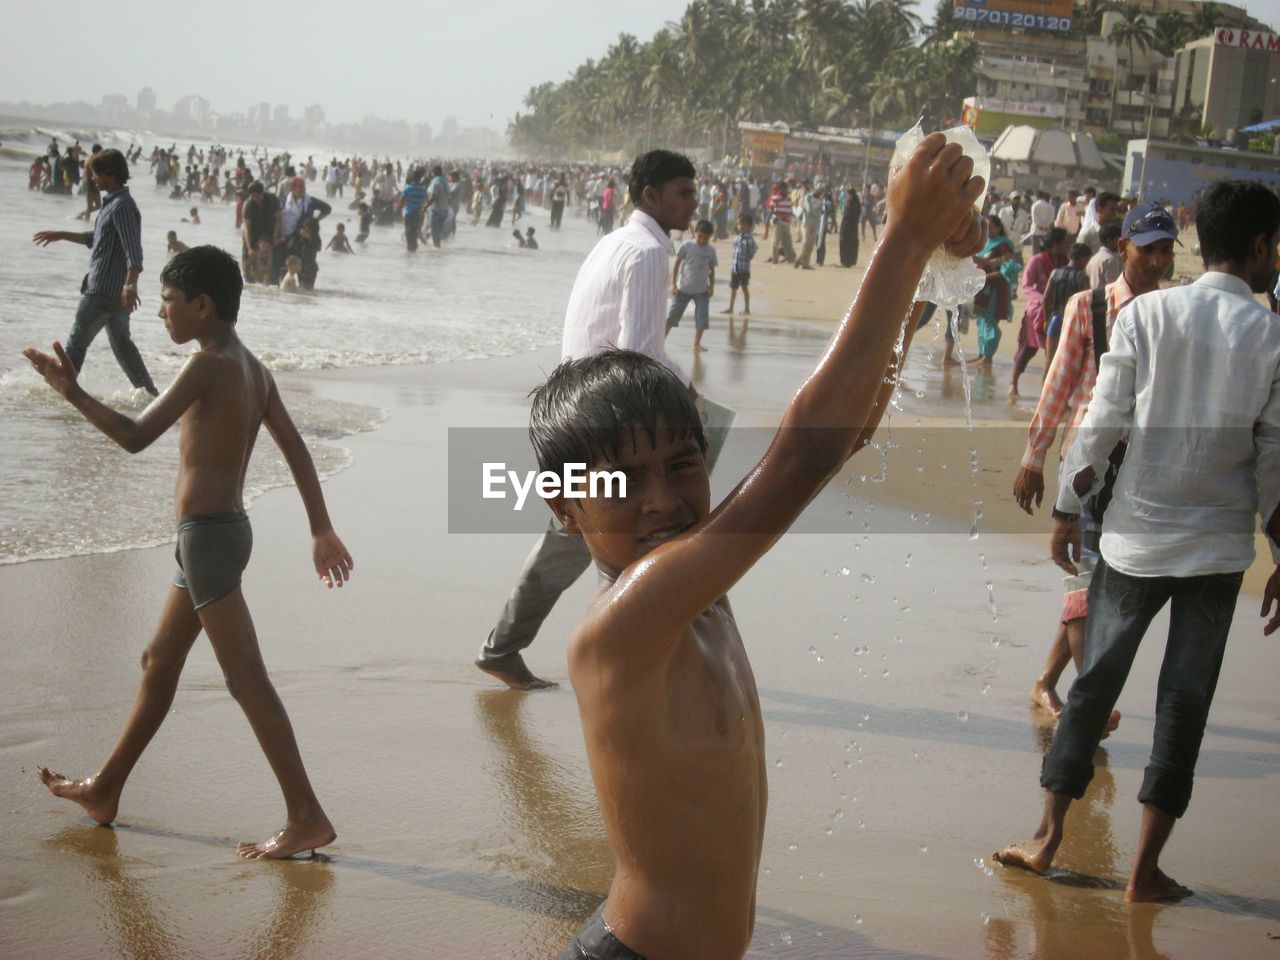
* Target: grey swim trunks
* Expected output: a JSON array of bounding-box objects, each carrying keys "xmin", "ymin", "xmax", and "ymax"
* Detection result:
[
  {"xmin": 558, "ymin": 903, "xmax": 647, "ymax": 960},
  {"xmin": 172, "ymin": 512, "xmax": 252, "ymax": 609}
]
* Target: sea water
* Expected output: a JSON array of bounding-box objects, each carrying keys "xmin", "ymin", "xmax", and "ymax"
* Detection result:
[{"xmin": 0, "ymin": 119, "xmax": 587, "ymax": 563}]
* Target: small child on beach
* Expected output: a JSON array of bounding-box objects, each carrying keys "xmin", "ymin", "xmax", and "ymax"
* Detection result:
[
  {"xmin": 24, "ymin": 245, "xmax": 353, "ymax": 861},
  {"xmin": 183, "ymin": 207, "xmax": 201, "ymax": 225},
  {"xmin": 722, "ymin": 213, "xmax": 758, "ymax": 316},
  {"xmin": 355, "ymin": 203, "xmax": 372, "ymax": 243},
  {"xmin": 326, "ymin": 223, "xmax": 354, "ymax": 254},
  {"xmin": 547, "ymin": 135, "xmax": 983, "ymax": 960},
  {"xmin": 666, "ymin": 219, "xmax": 718, "ymax": 351},
  {"xmin": 525, "ymin": 226, "xmax": 538, "ymax": 250},
  {"xmin": 167, "ymin": 230, "xmax": 189, "ymax": 256},
  {"xmin": 250, "ymin": 239, "xmax": 273, "ymax": 285},
  {"xmin": 280, "ymin": 254, "xmax": 302, "ymax": 292},
  {"xmin": 512, "ymin": 228, "xmax": 527, "ymax": 248}
]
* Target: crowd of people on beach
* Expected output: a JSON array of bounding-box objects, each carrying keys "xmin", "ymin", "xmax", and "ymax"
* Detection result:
[{"xmin": 19, "ymin": 131, "xmax": 1280, "ymax": 960}]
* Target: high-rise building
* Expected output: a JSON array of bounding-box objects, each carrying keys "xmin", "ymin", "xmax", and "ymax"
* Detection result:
[
  {"xmin": 136, "ymin": 87, "xmax": 157, "ymax": 113},
  {"xmin": 303, "ymin": 104, "xmax": 325, "ymax": 130},
  {"xmin": 272, "ymin": 103, "xmax": 290, "ymax": 129},
  {"xmin": 1172, "ymin": 26, "xmax": 1280, "ymax": 137},
  {"xmin": 100, "ymin": 93, "xmax": 129, "ymax": 120}
]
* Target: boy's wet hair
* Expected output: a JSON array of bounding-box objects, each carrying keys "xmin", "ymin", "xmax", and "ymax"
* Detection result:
[
  {"xmin": 628, "ymin": 149, "xmax": 696, "ymax": 207},
  {"xmin": 87, "ymin": 148, "xmax": 129, "ymax": 184},
  {"xmin": 529, "ymin": 350, "xmax": 707, "ymax": 477},
  {"xmin": 695, "ymin": 219, "xmax": 714, "ymax": 235},
  {"xmin": 1196, "ymin": 180, "xmax": 1280, "ymax": 266},
  {"xmin": 1069, "ymin": 243, "xmax": 1091, "ymax": 262},
  {"xmin": 160, "ymin": 245, "xmax": 243, "ymax": 323}
]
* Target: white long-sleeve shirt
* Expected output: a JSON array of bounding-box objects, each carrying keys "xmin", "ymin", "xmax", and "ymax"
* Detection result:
[
  {"xmin": 1058, "ymin": 271, "xmax": 1280, "ymax": 577},
  {"xmin": 560, "ymin": 209, "xmax": 687, "ymax": 385}
]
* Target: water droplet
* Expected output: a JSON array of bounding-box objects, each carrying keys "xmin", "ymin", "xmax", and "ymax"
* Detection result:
[
  {"xmin": 904, "ymin": 552, "xmax": 913, "ymax": 567},
  {"xmin": 919, "ymin": 844, "xmax": 929, "ymax": 854},
  {"xmin": 780, "ymin": 931, "xmax": 792, "ymax": 945},
  {"xmin": 838, "ymin": 566, "xmax": 850, "ymax": 576},
  {"xmin": 881, "ymin": 669, "xmax": 890, "ymax": 678},
  {"xmin": 825, "ymin": 827, "xmax": 834, "ymax": 836},
  {"xmin": 981, "ymin": 682, "xmax": 991, "ymax": 695},
  {"xmin": 775, "ymin": 758, "xmax": 783, "ymax": 768},
  {"xmin": 832, "ymin": 808, "xmax": 845, "ymax": 820},
  {"xmin": 860, "ymin": 572, "xmax": 876, "ymax": 584},
  {"xmin": 788, "ymin": 842, "xmax": 798, "ymax": 852},
  {"xmin": 858, "ymin": 818, "xmax": 866, "ymax": 829},
  {"xmin": 956, "ymin": 710, "xmax": 969, "ymax": 723}
]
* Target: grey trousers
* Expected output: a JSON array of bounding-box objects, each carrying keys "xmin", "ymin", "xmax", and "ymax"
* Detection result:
[
  {"xmin": 479, "ymin": 515, "xmax": 592, "ymax": 663},
  {"xmin": 65, "ymin": 293, "xmax": 159, "ymax": 395}
]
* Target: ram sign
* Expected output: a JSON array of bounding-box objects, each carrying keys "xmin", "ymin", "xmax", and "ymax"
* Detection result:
[
  {"xmin": 954, "ymin": 0, "xmax": 1073, "ymax": 32},
  {"xmin": 1214, "ymin": 27, "xmax": 1280, "ymax": 52}
]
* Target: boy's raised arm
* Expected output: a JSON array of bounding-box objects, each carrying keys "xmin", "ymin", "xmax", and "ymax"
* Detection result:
[
  {"xmin": 262, "ymin": 375, "xmax": 353, "ymax": 588},
  {"xmin": 23, "ymin": 341, "xmax": 211, "ymax": 453},
  {"xmin": 603, "ymin": 135, "xmax": 985, "ymax": 641}
]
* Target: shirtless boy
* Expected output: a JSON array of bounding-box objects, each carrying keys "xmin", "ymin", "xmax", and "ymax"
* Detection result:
[
  {"xmin": 542, "ymin": 135, "xmax": 984, "ymax": 960},
  {"xmin": 24, "ymin": 245, "xmax": 353, "ymax": 860}
]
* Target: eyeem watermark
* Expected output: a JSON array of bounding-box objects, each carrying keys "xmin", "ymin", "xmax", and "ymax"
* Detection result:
[{"xmin": 482, "ymin": 462, "xmax": 627, "ymax": 511}]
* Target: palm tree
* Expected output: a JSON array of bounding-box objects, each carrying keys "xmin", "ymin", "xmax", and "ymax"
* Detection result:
[
  {"xmin": 1153, "ymin": 10, "xmax": 1192, "ymax": 57},
  {"xmin": 1108, "ymin": 4, "xmax": 1155, "ymax": 67},
  {"xmin": 1190, "ymin": 1, "xmax": 1221, "ymax": 39}
]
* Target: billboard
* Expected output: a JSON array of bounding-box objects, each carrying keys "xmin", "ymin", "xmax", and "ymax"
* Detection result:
[{"xmin": 954, "ymin": 0, "xmax": 1073, "ymax": 32}]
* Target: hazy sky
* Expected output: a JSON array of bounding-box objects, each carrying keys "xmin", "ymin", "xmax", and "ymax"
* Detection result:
[{"xmin": 4, "ymin": 0, "xmax": 1280, "ymax": 130}]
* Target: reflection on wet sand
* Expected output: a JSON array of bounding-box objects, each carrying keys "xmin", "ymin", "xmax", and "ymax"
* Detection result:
[
  {"xmin": 474, "ymin": 690, "xmax": 611, "ymax": 946},
  {"xmin": 44, "ymin": 824, "xmax": 334, "ymax": 960}
]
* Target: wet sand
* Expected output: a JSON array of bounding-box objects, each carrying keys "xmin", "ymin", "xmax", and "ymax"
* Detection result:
[{"xmin": 3, "ymin": 238, "xmax": 1279, "ymax": 959}]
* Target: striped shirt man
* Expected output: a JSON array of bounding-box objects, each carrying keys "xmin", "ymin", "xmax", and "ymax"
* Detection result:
[
  {"xmin": 766, "ymin": 190, "xmax": 792, "ymax": 224},
  {"xmin": 560, "ymin": 208, "xmax": 687, "ymax": 385},
  {"xmin": 82, "ymin": 186, "xmax": 143, "ymax": 297}
]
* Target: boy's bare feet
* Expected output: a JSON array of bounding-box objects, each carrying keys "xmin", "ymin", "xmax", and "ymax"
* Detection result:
[
  {"xmin": 38, "ymin": 768, "xmax": 119, "ymax": 825},
  {"xmin": 236, "ymin": 815, "xmax": 336, "ymax": 860},
  {"xmin": 720, "ymin": 308, "xmax": 733, "ymax": 314},
  {"xmin": 742, "ymin": 308, "xmax": 749, "ymax": 316},
  {"xmin": 1030, "ymin": 680, "xmax": 1064, "ymax": 718},
  {"xmin": 993, "ymin": 832, "xmax": 1060, "ymax": 875},
  {"xmin": 1125, "ymin": 867, "xmax": 1192, "ymax": 903},
  {"xmin": 476, "ymin": 654, "xmax": 558, "ymax": 690}
]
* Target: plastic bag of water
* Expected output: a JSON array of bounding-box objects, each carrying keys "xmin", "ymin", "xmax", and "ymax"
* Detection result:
[{"xmin": 890, "ymin": 122, "xmax": 990, "ymax": 309}]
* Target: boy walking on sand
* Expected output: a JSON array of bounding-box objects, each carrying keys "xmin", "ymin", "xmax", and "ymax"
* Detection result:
[
  {"xmin": 24, "ymin": 245, "xmax": 353, "ymax": 861},
  {"xmin": 544, "ymin": 135, "xmax": 984, "ymax": 959},
  {"xmin": 722, "ymin": 213, "xmax": 757, "ymax": 316},
  {"xmin": 666, "ymin": 219, "xmax": 717, "ymax": 352}
]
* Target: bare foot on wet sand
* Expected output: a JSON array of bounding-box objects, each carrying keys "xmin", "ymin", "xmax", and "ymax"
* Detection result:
[
  {"xmin": 237, "ymin": 816, "xmax": 336, "ymax": 860},
  {"xmin": 1030, "ymin": 681, "xmax": 1064, "ymax": 718},
  {"xmin": 39, "ymin": 768, "xmax": 119, "ymax": 825},
  {"xmin": 993, "ymin": 833, "xmax": 1060, "ymax": 875},
  {"xmin": 476, "ymin": 655, "xmax": 559, "ymax": 691},
  {"xmin": 1126, "ymin": 868, "xmax": 1192, "ymax": 903}
]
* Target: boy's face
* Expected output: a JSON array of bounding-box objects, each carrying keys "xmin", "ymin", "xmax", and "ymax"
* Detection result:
[
  {"xmin": 550, "ymin": 424, "xmax": 710, "ymax": 574},
  {"xmin": 695, "ymin": 229, "xmax": 712, "ymax": 245},
  {"xmin": 158, "ymin": 284, "xmax": 213, "ymax": 344},
  {"xmin": 737, "ymin": 219, "xmax": 751, "ymax": 234}
]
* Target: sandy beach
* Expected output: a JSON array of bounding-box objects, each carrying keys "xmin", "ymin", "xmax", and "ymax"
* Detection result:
[{"xmin": 3, "ymin": 235, "xmax": 1279, "ymax": 960}]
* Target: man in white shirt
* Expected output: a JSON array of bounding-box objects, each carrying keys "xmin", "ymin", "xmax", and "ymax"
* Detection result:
[
  {"xmin": 1030, "ymin": 190, "xmax": 1056, "ymax": 252},
  {"xmin": 996, "ymin": 181, "xmax": 1280, "ymax": 902},
  {"xmin": 479, "ymin": 149, "xmax": 699, "ymax": 689}
]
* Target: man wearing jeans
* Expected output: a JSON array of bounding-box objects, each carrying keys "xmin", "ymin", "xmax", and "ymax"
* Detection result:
[
  {"xmin": 995, "ymin": 180, "xmax": 1280, "ymax": 902},
  {"xmin": 32, "ymin": 148, "xmax": 158, "ymax": 396}
]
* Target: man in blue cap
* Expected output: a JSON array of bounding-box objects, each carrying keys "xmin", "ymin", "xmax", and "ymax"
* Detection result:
[{"xmin": 997, "ymin": 182, "xmax": 1280, "ymax": 902}]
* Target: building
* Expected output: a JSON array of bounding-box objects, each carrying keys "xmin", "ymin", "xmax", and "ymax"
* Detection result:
[
  {"xmin": 738, "ymin": 121, "xmax": 900, "ymax": 183},
  {"xmin": 989, "ymin": 124, "xmax": 1109, "ymax": 193},
  {"xmin": 303, "ymin": 104, "xmax": 325, "ymax": 131},
  {"xmin": 272, "ymin": 103, "xmax": 291, "ymax": 129},
  {"xmin": 1172, "ymin": 27, "xmax": 1280, "ymax": 137},
  {"xmin": 99, "ymin": 93, "xmax": 129, "ymax": 120},
  {"xmin": 136, "ymin": 87, "xmax": 157, "ymax": 113},
  {"xmin": 1122, "ymin": 137, "xmax": 1280, "ymax": 204},
  {"xmin": 961, "ymin": 0, "xmax": 1269, "ymax": 139},
  {"xmin": 172, "ymin": 94, "xmax": 211, "ymax": 127}
]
